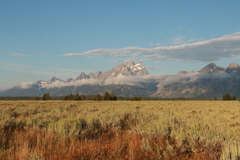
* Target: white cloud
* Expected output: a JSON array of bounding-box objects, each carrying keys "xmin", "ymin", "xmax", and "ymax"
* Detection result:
[
  {"xmin": 63, "ymin": 32, "xmax": 240, "ymax": 62},
  {"xmin": 18, "ymin": 72, "xmax": 233, "ymax": 89},
  {"xmin": 41, "ymin": 79, "xmax": 101, "ymax": 88},
  {"xmin": 12, "ymin": 53, "xmax": 29, "ymax": 57},
  {"xmin": 150, "ymin": 42, "xmax": 162, "ymax": 46},
  {"xmin": 19, "ymin": 81, "xmax": 38, "ymax": 89}
]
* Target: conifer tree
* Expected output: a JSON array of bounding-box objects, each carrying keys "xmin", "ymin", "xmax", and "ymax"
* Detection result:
[
  {"xmin": 75, "ymin": 93, "xmax": 81, "ymax": 101},
  {"xmin": 94, "ymin": 93, "xmax": 102, "ymax": 101},
  {"xmin": 82, "ymin": 95, "xmax": 86, "ymax": 101},
  {"xmin": 104, "ymin": 91, "xmax": 111, "ymax": 100},
  {"xmin": 110, "ymin": 92, "xmax": 117, "ymax": 101},
  {"xmin": 42, "ymin": 93, "xmax": 51, "ymax": 100}
]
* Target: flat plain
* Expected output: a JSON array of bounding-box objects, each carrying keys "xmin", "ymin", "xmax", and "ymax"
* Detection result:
[{"xmin": 0, "ymin": 100, "xmax": 239, "ymax": 160}]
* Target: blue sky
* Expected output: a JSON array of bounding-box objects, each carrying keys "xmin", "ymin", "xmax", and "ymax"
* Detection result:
[{"xmin": 1, "ymin": 0, "xmax": 240, "ymax": 90}]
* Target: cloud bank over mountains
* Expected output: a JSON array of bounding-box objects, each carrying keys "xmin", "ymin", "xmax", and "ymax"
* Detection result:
[
  {"xmin": 19, "ymin": 72, "xmax": 233, "ymax": 89},
  {"xmin": 63, "ymin": 32, "xmax": 240, "ymax": 62},
  {"xmin": 3, "ymin": 59, "xmax": 240, "ymax": 98}
]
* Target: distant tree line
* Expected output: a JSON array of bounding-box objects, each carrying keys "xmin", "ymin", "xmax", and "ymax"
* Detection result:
[
  {"xmin": 93, "ymin": 92, "xmax": 117, "ymax": 101},
  {"xmin": 222, "ymin": 93, "xmax": 237, "ymax": 100},
  {"xmin": 130, "ymin": 97, "xmax": 142, "ymax": 101},
  {"xmin": 63, "ymin": 93, "xmax": 86, "ymax": 101},
  {"xmin": 1, "ymin": 93, "xmax": 218, "ymax": 101},
  {"xmin": 63, "ymin": 91, "xmax": 117, "ymax": 101}
]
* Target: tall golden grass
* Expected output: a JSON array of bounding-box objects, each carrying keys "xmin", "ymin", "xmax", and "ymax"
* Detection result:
[{"xmin": 0, "ymin": 100, "xmax": 239, "ymax": 159}]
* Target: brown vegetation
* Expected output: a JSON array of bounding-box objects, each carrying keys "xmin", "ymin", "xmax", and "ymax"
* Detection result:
[{"xmin": 0, "ymin": 100, "xmax": 239, "ymax": 159}]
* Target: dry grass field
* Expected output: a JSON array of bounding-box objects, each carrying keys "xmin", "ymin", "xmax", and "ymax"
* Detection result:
[{"xmin": 0, "ymin": 100, "xmax": 239, "ymax": 160}]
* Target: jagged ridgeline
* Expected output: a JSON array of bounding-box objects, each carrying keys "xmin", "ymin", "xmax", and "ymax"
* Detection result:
[{"xmin": 1, "ymin": 60, "xmax": 240, "ymax": 99}]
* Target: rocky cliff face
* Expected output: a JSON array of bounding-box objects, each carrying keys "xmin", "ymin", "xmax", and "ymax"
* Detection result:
[
  {"xmin": 75, "ymin": 72, "xmax": 90, "ymax": 80},
  {"xmin": 72, "ymin": 60, "xmax": 149, "ymax": 80},
  {"xmin": 98, "ymin": 59, "xmax": 149, "ymax": 80},
  {"xmin": 179, "ymin": 62, "xmax": 240, "ymax": 76},
  {"xmin": 225, "ymin": 63, "xmax": 240, "ymax": 76},
  {"xmin": 198, "ymin": 63, "xmax": 225, "ymax": 74},
  {"xmin": 89, "ymin": 71, "xmax": 102, "ymax": 79}
]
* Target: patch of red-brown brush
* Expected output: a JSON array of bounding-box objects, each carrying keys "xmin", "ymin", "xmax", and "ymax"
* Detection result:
[{"xmin": 0, "ymin": 125, "xmax": 222, "ymax": 160}]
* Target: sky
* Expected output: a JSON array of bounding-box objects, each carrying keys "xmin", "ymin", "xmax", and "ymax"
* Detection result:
[{"xmin": 1, "ymin": 0, "xmax": 240, "ymax": 90}]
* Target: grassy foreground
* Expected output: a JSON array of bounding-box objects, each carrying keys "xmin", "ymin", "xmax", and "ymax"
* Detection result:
[{"xmin": 0, "ymin": 100, "xmax": 239, "ymax": 160}]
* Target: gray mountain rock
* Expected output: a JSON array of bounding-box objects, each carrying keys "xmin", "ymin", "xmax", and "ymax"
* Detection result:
[
  {"xmin": 198, "ymin": 63, "xmax": 225, "ymax": 74},
  {"xmin": 98, "ymin": 59, "xmax": 149, "ymax": 80},
  {"xmin": 66, "ymin": 78, "xmax": 73, "ymax": 82},
  {"xmin": 190, "ymin": 70, "xmax": 196, "ymax": 74},
  {"xmin": 49, "ymin": 76, "xmax": 61, "ymax": 82},
  {"xmin": 225, "ymin": 63, "xmax": 240, "ymax": 76},
  {"xmin": 75, "ymin": 72, "xmax": 90, "ymax": 80},
  {"xmin": 153, "ymin": 77, "xmax": 240, "ymax": 99},
  {"xmin": 89, "ymin": 71, "xmax": 102, "ymax": 79},
  {"xmin": 179, "ymin": 71, "xmax": 189, "ymax": 74}
]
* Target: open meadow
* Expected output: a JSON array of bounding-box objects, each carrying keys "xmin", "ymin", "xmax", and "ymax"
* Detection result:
[{"xmin": 0, "ymin": 100, "xmax": 240, "ymax": 160}]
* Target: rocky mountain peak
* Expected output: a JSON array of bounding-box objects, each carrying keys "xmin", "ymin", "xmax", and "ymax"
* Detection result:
[
  {"xmin": 75, "ymin": 72, "xmax": 90, "ymax": 80},
  {"xmin": 209, "ymin": 62, "xmax": 217, "ymax": 66},
  {"xmin": 227, "ymin": 63, "xmax": 240, "ymax": 69},
  {"xmin": 179, "ymin": 71, "xmax": 189, "ymax": 74},
  {"xmin": 98, "ymin": 59, "xmax": 149, "ymax": 80},
  {"xmin": 225, "ymin": 63, "xmax": 240, "ymax": 75},
  {"xmin": 124, "ymin": 59, "xmax": 135, "ymax": 67},
  {"xmin": 49, "ymin": 76, "xmax": 61, "ymax": 82},
  {"xmin": 190, "ymin": 70, "xmax": 196, "ymax": 73},
  {"xmin": 198, "ymin": 63, "xmax": 225, "ymax": 74},
  {"xmin": 66, "ymin": 78, "xmax": 73, "ymax": 82},
  {"xmin": 89, "ymin": 71, "xmax": 102, "ymax": 79}
]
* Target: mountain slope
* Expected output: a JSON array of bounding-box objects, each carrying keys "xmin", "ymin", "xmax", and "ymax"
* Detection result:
[
  {"xmin": 153, "ymin": 77, "xmax": 240, "ymax": 99},
  {"xmin": 1, "ymin": 61, "xmax": 240, "ymax": 99},
  {"xmin": 198, "ymin": 63, "xmax": 225, "ymax": 74},
  {"xmin": 225, "ymin": 63, "xmax": 240, "ymax": 76},
  {"xmin": 98, "ymin": 59, "xmax": 149, "ymax": 80}
]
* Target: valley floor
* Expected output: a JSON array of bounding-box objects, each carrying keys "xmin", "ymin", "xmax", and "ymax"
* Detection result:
[{"xmin": 0, "ymin": 100, "xmax": 239, "ymax": 159}]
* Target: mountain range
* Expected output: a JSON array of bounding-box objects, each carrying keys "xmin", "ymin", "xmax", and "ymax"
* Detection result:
[{"xmin": 1, "ymin": 59, "xmax": 240, "ymax": 99}]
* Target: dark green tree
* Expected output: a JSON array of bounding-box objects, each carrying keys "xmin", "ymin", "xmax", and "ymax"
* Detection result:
[
  {"xmin": 110, "ymin": 92, "xmax": 117, "ymax": 101},
  {"xmin": 63, "ymin": 95, "xmax": 70, "ymax": 100},
  {"xmin": 42, "ymin": 93, "xmax": 51, "ymax": 100},
  {"xmin": 75, "ymin": 93, "xmax": 81, "ymax": 101},
  {"xmin": 232, "ymin": 96, "xmax": 237, "ymax": 100},
  {"xmin": 222, "ymin": 93, "xmax": 237, "ymax": 100},
  {"xmin": 103, "ymin": 91, "xmax": 111, "ymax": 100},
  {"xmin": 82, "ymin": 95, "xmax": 86, "ymax": 101},
  {"xmin": 131, "ymin": 97, "xmax": 142, "ymax": 101},
  {"xmin": 68, "ymin": 93, "xmax": 74, "ymax": 100},
  {"xmin": 94, "ymin": 93, "xmax": 102, "ymax": 101}
]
